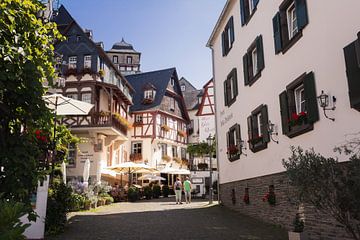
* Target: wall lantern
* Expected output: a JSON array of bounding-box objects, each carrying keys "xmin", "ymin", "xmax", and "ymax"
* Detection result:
[
  {"xmin": 267, "ymin": 120, "xmax": 279, "ymax": 144},
  {"xmin": 317, "ymin": 90, "xmax": 336, "ymax": 121}
]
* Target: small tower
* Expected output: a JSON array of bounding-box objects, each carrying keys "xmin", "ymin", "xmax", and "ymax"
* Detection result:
[{"xmin": 106, "ymin": 38, "xmax": 141, "ymax": 75}]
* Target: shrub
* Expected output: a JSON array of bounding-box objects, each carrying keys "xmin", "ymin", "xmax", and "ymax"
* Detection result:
[
  {"xmin": 293, "ymin": 213, "xmax": 305, "ymax": 233},
  {"xmin": 104, "ymin": 196, "xmax": 114, "ymax": 205},
  {"xmin": 69, "ymin": 193, "xmax": 85, "ymax": 211},
  {"xmin": 143, "ymin": 186, "xmax": 153, "ymax": 200},
  {"xmin": 128, "ymin": 187, "xmax": 139, "ymax": 202},
  {"xmin": 153, "ymin": 185, "xmax": 161, "ymax": 198},
  {"xmin": 162, "ymin": 185, "xmax": 170, "ymax": 198},
  {"xmin": 0, "ymin": 198, "xmax": 30, "ymax": 240}
]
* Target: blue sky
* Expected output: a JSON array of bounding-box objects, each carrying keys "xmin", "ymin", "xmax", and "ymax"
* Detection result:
[{"xmin": 58, "ymin": 0, "xmax": 226, "ymax": 89}]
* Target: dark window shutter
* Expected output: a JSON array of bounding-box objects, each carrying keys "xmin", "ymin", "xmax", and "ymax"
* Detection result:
[
  {"xmin": 356, "ymin": 33, "xmax": 360, "ymax": 68},
  {"xmin": 221, "ymin": 32, "xmax": 226, "ymax": 57},
  {"xmin": 279, "ymin": 91, "xmax": 290, "ymax": 135},
  {"xmin": 256, "ymin": 35, "xmax": 265, "ymax": 72},
  {"xmin": 232, "ymin": 68, "xmax": 238, "ymax": 98},
  {"xmin": 272, "ymin": 12, "xmax": 282, "ymax": 54},
  {"xmin": 226, "ymin": 131, "xmax": 230, "ymax": 151},
  {"xmin": 252, "ymin": 114, "xmax": 259, "ymax": 137},
  {"xmin": 303, "ymin": 72, "xmax": 319, "ymax": 123},
  {"xmin": 223, "ymin": 80, "xmax": 228, "ymax": 106},
  {"xmin": 235, "ymin": 124, "xmax": 242, "ymax": 155},
  {"xmin": 243, "ymin": 53, "xmax": 250, "ymax": 85},
  {"xmin": 247, "ymin": 116, "xmax": 254, "ymax": 149},
  {"xmin": 295, "ymin": 0, "xmax": 308, "ymax": 30},
  {"xmin": 344, "ymin": 41, "xmax": 360, "ymax": 110},
  {"xmin": 253, "ymin": 0, "xmax": 260, "ymax": 8},
  {"xmin": 240, "ymin": 0, "xmax": 246, "ymax": 26},
  {"xmin": 229, "ymin": 16, "xmax": 235, "ymax": 45},
  {"xmin": 261, "ymin": 105, "xmax": 270, "ymax": 143}
]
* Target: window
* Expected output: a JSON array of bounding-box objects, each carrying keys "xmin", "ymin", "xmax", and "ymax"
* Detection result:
[
  {"xmin": 81, "ymin": 93, "xmax": 91, "ymax": 103},
  {"xmin": 226, "ymin": 124, "xmax": 241, "ymax": 161},
  {"xmin": 243, "ymin": 35, "xmax": 265, "ymax": 86},
  {"xmin": 279, "ymin": 72, "xmax": 319, "ymax": 138},
  {"xmin": 67, "ymin": 142, "xmax": 76, "ymax": 166},
  {"xmin": 240, "ymin": 0, "xmax": 260, "ymax": 26},
  {"xmin": 135, "ymin": 115, "xmax": 143, "ymax": 123},
  {"xmin": 273, "ymin": 0, "xmax": 308, "ymax": 54},
  {"xmin": 144, "ymin": 90, "xmax": 155, "ymax": 99},
  {"xmin": 127, "ymin": 56, "xmax": 132, "ymax": 64},
  {"xmin": 221, "ymin": 16, "xmax": 235, "ymax": 57},
  {"xmin": 120, "ymin": 66, "xmax": 126, "ymax": 71},
  {"xmin": 76, "ymin": 35, "xmax": 81, "ymax": 42},
  {"xmin": 170, "ymin": 78, "xmax": 175, "ymax": 86},
  {"xmin": 132, "ymin": 142, "xmax": 142, "ymax": 154},
  {"xmin": 161, "ymin": 143, "xmax": 167, "ymax": 156},
  {"xmin": 172, "ymin": 146, "xmax": 178, "ymax": 158},
  {"xmin": 113, "ymin": 55, "xmax": 118, "ymax": 64},
  {"xmin": 170, "ymin": 97, "xmax": 175, "ymax": 111},
  {"xmin": 224, "ymin": 68, "xmax": 238, "ymax": 107},
  {"xmin": 181, "ymin": 148, "xmax": 187, "ymax": 160},
  {"xmin": 67, "ymin": 93, "xmax": 78, "ymax": 100},
  {"xmin": 84, "ymin": 55, "xmax": 91, "ymax": 69},
  {"xmin": 160, "ymin": 116, "xmax": 166, "ymax": 125},
  {"xmin": 68, "ymin": 56, "xmax": 77, "ymax": 69},
  {"xmin": 181, "ymin": 84, "xmax": 186, "ymax": 92},
  {"xmin": 247, "ymin": 104, "xmax": 270, "ymax": 152},
  {"xmin": 343, "ymin": 33, "xmax": 360, "ymax": 111}
]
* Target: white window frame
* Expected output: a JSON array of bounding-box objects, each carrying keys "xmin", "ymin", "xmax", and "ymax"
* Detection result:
[
  {"xmin": 113, "ymin": 55, "xmax": 118, "ymax": 64},
  {"xmin": 67, "ymin": 93, "xmax": 78, "ymax": 100},
  {"xmin": 68, "ymin": 56, "xmax": 77, "ymax": 69},
  {"xmin": 135, "ymin": 115, "xmax": 143, "ymax": 123},
  {"xmin": 287, "ymin": 2, "xmax": 298, "ymax": 39},
  {"xmin": 170, "ymin": 78, "xmax": 175, "ymax": 86},
  {"xmin": 181, "ymin": 84, "xmax": 186, "ymax": 92},
  {"xmin": 132, "ymin": 142, "xmax": 142, "ymax": 154},
  {"xmin": 252, "ymin": 47, "xmax": 258, "ymax": 76},
  {"xmin": 144, "ymin": 90, "xmax": 154, "ymax": 99},
  {"xmin": 172, "ymin": 145, "xmax": 178, "ymax": 158},
  {"xmin": 229, "ymin": 76, "xmax": 234, "ymax": 100},
  {"xmin": 84, "ymin": 55, "xmax": 91, "ymax": 69},
  {"xmin": 67, "ymin": 142, "xmax": 76, "ymax": 166},
  {"xmin": 294, "ymin": 84, "xmax": 306, "ymax": 114},
  {"xmin": 81, "ymin": 93, "xmax": 91, "ymax": 103},
  {"xmin": 161, "ymin": 143, "xmax": 167, "ymax": 156},
  {"xmin": 256, "ymin": 112, "xmax": 263, "ymax": 136},
  {"xmin": 249, "ymin": 0, "xmax": 255, "ymax": 15},
  {"xmin": 127, "ymin": 56, "xmax": 132, "ymax": 64}
]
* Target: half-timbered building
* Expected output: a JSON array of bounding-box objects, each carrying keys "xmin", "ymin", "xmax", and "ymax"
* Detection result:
[
  {"xmin": 126, "ymin": 68, "xmax": 190, "ymax": 183},
  {"xmin": 53, "ymin": 6, "xmax": 134, "ymax": 184}
]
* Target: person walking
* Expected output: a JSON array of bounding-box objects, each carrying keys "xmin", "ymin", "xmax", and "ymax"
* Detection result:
[
  {"xmin": 183, "ymin": 176, "xmax": 192, "ymax": 204},
  {"xmin": 174, "ymin": 177, "xmax": 183, "ymax": 204}
]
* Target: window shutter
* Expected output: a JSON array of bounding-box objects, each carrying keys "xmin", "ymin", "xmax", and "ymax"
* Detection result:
[
  {"xmin": 247, "ymin": 116, "xmax": 254, "ymax": 149},
  {"xmin": 279, "ymin": 91, "xmax": 290, "ymax": 135},
  {"xmin": 272, "ymin": 12, "xmax": 282, "ymax": 54},
  {"xmin": 243, "ymin": 53, "xmax": 250, "ymax": 85},
  {"xmin": 232, "ymin": 68, "xmax": 238, "ymax": 98},
  {"xmin": 223, "ymin": 80, "xmax": 228, "ymax": 106},
  {"xmin": 295, "ymin": 0, "xmax": 308, "ymax": 30},
  {"xmin": 303, "ymin": 72, "xmax": 319, "ymax": 123},
  {"xmin": 221, "ymin": 32, "xmax": 226, "ymax": 57},
  {"xmin": 356, "ymin": 33, "xmax": 360, "ymax": 68},
  {"xmin": 256, "ymin": 35, "xmax": 265, "ymax": 72},
  {"xmin": 240, "ymin": 0, "xmax": 246, "ymax": 26},
  {"xmin": 229, "ymin": 16, "xmax": 235, "ymax": 45},
  {"xmin": 252, "ymin": 114, "xmax": 258, "ymax": 137},
  {"xmin": 261, "ymin": 105, "xmax": 270, "ymax": 143},
  {"xmin": 235, "ymin": 124, "xmax": 242, "ymax": 155},
  {"xmin": 344, "ymin": 42, "xmax": 360, "ymax": 111},
  {"xmin": 226, "ymin": 131, "xmax": 230, "ymax": 158},
  {"xmin": 253, "ymin": 0, "xmax": 260, "ymax": 8}
]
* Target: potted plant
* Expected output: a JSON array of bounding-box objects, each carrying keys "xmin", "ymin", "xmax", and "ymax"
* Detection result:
[
  {"xmin": 152, "ymin": 185, "xmax": 161, "ymax": 198},
  {"xmin": 288, "ymin": 213, "xmax": 307, "ymax": 240},
  {"xmin": 143, "ymin": 186, "xmax": 153, "ymax": 200},
  {"xmin": 127, "ymin": 186, "xmax": 139, "ymax": 202},
  {"xmin": 161, "ymin": 124, "xmax": 170, "ymax": 132},
  {"xmin": 162, "ymin": 155, "xmax": 171, "ymax": 162},
  {"xmin": 162, "ymin": 185, "xmax": 170, "ymax": 198}
]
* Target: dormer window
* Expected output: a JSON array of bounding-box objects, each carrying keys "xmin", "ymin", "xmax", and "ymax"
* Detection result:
[
  {"xmin": 144, "ymin": 90, "xmax": 155, "ymax": 99},
  {"xmin": 170, "ymin": 78, "xmax": 175, "ymax": 86}
]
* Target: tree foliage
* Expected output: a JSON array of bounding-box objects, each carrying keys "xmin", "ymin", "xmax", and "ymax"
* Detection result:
[
  {"xmin": 0, "ymin": 0, "xmax": 62, "ymax": 219},
  {"xmin": 187, "ymin": 137, "xmax": 216, "ymax": 157},
  {"xmin": 283, "ymin": 146, "xmax": 360, "ymax": 240}
]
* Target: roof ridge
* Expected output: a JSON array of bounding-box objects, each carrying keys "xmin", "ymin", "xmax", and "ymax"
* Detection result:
[{"xmin": 128, "ymin": 67, "xmax": 176, "ymax": 77}]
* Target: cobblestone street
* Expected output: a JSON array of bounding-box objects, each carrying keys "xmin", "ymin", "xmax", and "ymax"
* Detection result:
[{"xmin": 48, "ymin": 198, "xmax": 287, "ymax": 240}]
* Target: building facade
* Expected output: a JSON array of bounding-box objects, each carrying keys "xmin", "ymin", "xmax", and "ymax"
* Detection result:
[
  {"xmin": 126, "ymin": 68, "xmax": 190, "ymax": 185},
  {"xmin": 207, "ymin": 0, "xmax": 360, "ymax": 239},
  {"xmin": 53, "ymin": 6, "xmax": 134, "ymax": 184}
]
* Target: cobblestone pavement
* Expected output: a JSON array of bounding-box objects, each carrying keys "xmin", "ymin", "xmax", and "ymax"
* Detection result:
[{"xmin": 48, "ymin": 198, "xmax": 287, "ymax": 240}]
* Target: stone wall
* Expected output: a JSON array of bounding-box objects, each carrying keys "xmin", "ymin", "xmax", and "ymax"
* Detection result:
[{"xmin": 219, "ymin": 172, "xmax": 353, "ymax": 240}]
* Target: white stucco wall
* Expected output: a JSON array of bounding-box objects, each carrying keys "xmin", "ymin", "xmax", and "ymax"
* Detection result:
[{"xmin": 211, "ymin": 0, "xmax": 360, "ymax": 184}]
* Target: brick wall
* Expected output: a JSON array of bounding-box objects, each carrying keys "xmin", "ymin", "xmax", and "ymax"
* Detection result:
[{"xmin": 219, "ymin": 172, "xmax": 353, "ymax": 240}]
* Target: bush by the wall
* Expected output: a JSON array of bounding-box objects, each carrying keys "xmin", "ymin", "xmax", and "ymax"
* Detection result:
[
  {"xmin": 153, "ymin": 185, "xmax": 161, "ymax": 198},
  {"xmin": 162, "ymin": 185, "xmax": 170, "ymax": 198},
  {"xmin": 128, "ymin": 187, "xmax": 139, "ymax": 202}
]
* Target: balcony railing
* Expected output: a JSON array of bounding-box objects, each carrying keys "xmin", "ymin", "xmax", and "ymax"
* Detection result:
[{"xmin": 130, "ymin": 153, "xmax": 142, "ymax": 161}]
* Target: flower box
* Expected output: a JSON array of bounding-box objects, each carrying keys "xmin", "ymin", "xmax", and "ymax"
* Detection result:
[
  {"xmin": 113, "ymin": 113, "xmax": 132, "ymax": 129},
  {"xmin": 227, "ymin": 144, "xmax": 240, "ymax": 155},
  {"xmin": 162, "ymin": 155, "xmax": 171, "ymax": 162},
  {"xmin": 142, "ymin": 98, "xmax": 154, "ymax": 104},
  {"xmin": 161, "ymin": 124, "xmax": 170, "ymax": 132},
  {"xmin": 262, "ymin": 191, "xmax": 276, "ymax": 205},
  {"xmin": 248, "ymin": 135, "xmax": 263, "ymax": 145},
  {"xmin": 177, "ymin": 130, "xmax": 187, "ymax": 138},
  {"xmin": 288, "ymin": 112, "xmax": 308, "ymax": 127},
  {"xmin": 173, "ymin": 157, "xmax": 181, "ymax": 163}
]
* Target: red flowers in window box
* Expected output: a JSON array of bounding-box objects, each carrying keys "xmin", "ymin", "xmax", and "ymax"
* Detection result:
[
  {"xmin": 262, "ymin": 191, "xmax": 276, "ymax": 205},
  {"xmin": 227, "ymin": 144, "xmax": 239, "ymax": 155},
  {"xmin": 288, "ymin": 111, "xmax": 307, "ymax": 127},
  {"xmin": 243, "ymin": 193, "xmax": 250, "ymax": 204}
]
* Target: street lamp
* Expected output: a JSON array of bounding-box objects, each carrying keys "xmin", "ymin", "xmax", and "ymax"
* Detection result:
[{"xmin": 207, "ymin": 134, "xmax": 214, "ymax": 204}]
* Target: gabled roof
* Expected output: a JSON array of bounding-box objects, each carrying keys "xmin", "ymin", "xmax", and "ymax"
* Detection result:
[
  {"xmin": 109, "ymin": 38, "xmax": 141, "ymax": 54},
  {"xmin": 127, "ymin": 68, "xmax": 190, "ymax": 121},
  {"xmin": 179, "ymin": 77, "xmax": 201, "ymax": 111}
]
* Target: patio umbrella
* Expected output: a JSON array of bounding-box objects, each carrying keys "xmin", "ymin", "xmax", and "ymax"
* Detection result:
[
  {"xmin": 107, "ymin": 162, "xmax": 156, "ymax": 185},
  {"xmin": 138, "ymin": 174, "xmax": 166, "ymax": 181},
  {"xmin": 160, "ymin": 166, "xmax": 190, "ymax": 175},
  {"xmin": 83, "ymin": 159, "xmax": 90, "ymax": 188},
  {"xmin": 61, "ymin": 161, "xmax": 66, "ymax": 184}
]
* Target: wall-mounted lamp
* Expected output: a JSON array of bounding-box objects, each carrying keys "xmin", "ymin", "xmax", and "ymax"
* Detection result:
[
  {"xmin": 239, "ymin": 140, "xmax": 247, "ymax": 156},
  {"xmin": 317, "ymin": 90, "xmax": 336, "ymax": 121},
  {"xmin": 267, "ymin": 120, "xmax": 279, "ymax": 144}
]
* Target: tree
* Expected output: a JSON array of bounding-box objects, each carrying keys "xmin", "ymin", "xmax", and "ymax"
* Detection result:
[
  {"xmin": 282, "ymin": 144, "xmax": 360, "ymax": 240},
  {"xmin": 0, "ymin": 0, "xmax": 62, "ymax": 220}
]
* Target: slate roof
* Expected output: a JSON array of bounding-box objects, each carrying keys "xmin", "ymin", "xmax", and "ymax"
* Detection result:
[
  {"xmin": 179, "ymin": 77, "xmax": 201, "ymax": 111},
  {"xmin": 126, "ymin": 68, "xmax": 177, "ymax": 112},
  {"xmin": 109, "ymin": 38, "xmax": 140, "ymax": 54}
]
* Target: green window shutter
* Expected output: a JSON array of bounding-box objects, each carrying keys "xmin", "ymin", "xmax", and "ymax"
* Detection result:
[
  {"xmin": 344, "ymin": 41, "xmax": 360, "ymax": 111},
  {"xmin": 252, "ymin": 113, "xmax": 259, "ymax": 137},
  {"xmin": 261, "ymin": 105, "xmax": 270, "ymax": 143},
  {"xmin": 221, "ymin": 32, "xmax": 226, "ymax": 57},
  {"xmin": 247, "ymin": 116, "xmax": 254, "ymax": 149},
  {"xmin": 295, "ymin": 0, "xmax": 308, "ymax": 30},
  {"xmin": 223, "ymin": 80, "xmax": 228, "ymax": 106},
  {"xmin": 253, "ymin": 0, "xmax": 259, "ymax": 8},
  {"xmin": 232, "ymin": 68, "xmax": 238, "ymax": 98},
  {"xmin": 229, "ymin": 16, "xmax": 235, "ymax": 45},
  {"xmin": 272, "ymin": 12, "xmax": 282, "ymax": 54},
  {"xmin": 256, "ymin": 35, "xmax": 265, "ymax": 72},
  {"xmin": 279, "ymin": 91, "xmax": 290, "ymax": 135},
  {"xmin": 303, "ymin": 72, "xmax": 319, "ymax": 123},
  {"xmin": 235, "ymin": 124, "xmax": 242, "ymax": 155},
  {"xmin": 243, "ymin": 53, "xmax": 250, "ymax": 85}
]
